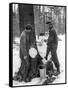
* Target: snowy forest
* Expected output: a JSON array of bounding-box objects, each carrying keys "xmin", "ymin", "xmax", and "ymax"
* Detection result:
[
  {"xmin": 12, "ymin": 4, "xmax": 66, "ymax": 39},
  {"xmin": 11, "ymin": 4, "xmax": 66, "ymax": 86}
]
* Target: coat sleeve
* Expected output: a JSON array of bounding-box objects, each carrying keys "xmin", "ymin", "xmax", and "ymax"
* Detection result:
[
  {"xmin": 47, "ymin": 30, "xmax": 58, "ymax": 45},
  {"xmin": 20, "ymin": 32, "xmax": 27, "ymax": 57}
]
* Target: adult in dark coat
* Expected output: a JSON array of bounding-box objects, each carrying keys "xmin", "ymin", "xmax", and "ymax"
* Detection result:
[
  {"xmin": 13, "ymin": 24, "xmax": 42, "ymax": 82},
  {"xmin": 45, "ymin": 21, "xmax": 60, "ymax": 75}
]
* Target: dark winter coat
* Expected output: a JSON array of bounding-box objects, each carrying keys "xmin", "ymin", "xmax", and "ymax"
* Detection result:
[
  {"xmin": 19, "ymin": 29, "xmax": 42, "ymax": 81},
  {"xmin": 46, "ymin": 28, "xmax": 60, "ymax": 72},
  {"xmin": 47, "ymin": 28, "xmax": 58, "ymax": 47}
]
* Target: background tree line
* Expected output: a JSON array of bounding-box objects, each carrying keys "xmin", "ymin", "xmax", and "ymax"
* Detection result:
[
  {"xmin": 34, "ymin": 5, "xmax": 66, "ymax": 35},
  {"xmin": 12, "ymin": 4, "xmax": 66, "ymax": 40}
]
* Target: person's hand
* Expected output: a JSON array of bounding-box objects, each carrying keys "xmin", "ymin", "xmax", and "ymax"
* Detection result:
[
  {"xmin": 24, "ymin": 56, "xmax": 29, "ymax": 65},
  {"xmin": 42, "ymin": 58, "xmax": 47, "ymax": 64},
  {"xmin": 24, "ymin": 56, "xmax": 27, "ymax": 59}
]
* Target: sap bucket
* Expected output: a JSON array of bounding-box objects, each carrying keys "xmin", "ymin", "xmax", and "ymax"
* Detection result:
[{"xmin": 39, "ymin": 64, "xmax": 47, "ymax": 80}]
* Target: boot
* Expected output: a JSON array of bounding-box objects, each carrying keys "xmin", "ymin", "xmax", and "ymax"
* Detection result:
[
  {"xmin": 13, "ymin": 74, "xmax": 23, "ymax": 82},
  {"xmin": 54, "ymin": 67, "xmax": 60, "ymax": 76}
]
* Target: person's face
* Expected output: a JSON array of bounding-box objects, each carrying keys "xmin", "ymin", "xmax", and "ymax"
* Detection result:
[{"xmin": 48, "ymin": 23, "xmax": 53, "ymax": 29}]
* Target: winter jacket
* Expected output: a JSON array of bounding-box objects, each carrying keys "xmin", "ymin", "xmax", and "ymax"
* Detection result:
[{"xmin": 47, "ymin": 28, "xmax": 58, "ymax": 47}]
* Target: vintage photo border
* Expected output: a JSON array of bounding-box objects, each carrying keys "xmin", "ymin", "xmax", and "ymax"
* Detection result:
[{"xmin": 9, "ymin": 2, "xmax": 67, "ymax": 87}]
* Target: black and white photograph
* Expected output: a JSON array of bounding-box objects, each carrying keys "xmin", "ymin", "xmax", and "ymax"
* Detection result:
[{"xmin": 9, "ymin": 3, "xmax": 66, "ymax": 87}]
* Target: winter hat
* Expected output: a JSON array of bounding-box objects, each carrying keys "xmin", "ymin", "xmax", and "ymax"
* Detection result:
[{"xmin": 25, "ymin": 24, "xmax": 32, "ymax": 30}]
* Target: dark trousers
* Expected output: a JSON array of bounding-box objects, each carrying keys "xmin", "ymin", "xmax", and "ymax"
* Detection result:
[{"xmin": 46, "ymin": 45, "xmax": 60, "ymax": 72}]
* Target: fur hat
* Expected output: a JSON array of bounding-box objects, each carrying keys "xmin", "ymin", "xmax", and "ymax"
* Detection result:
[{"xmin": 25, "ymin": 24, "xmax": 32, "ymax": 30}]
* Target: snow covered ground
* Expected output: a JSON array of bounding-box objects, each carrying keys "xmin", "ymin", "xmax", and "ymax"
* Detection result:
[{"xmin": 13, "ymin": 34, "xmax": 65, "ymax": 86}]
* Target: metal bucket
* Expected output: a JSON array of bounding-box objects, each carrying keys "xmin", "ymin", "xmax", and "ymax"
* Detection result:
[{"xmin": 39, "ymin": 64, "xmax": 46, "ymax": 80}]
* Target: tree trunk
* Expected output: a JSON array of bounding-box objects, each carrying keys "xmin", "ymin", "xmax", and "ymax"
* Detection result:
[{"xmin": 19, "ymin": 4, "xmax": 35, "ymax": 34}]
